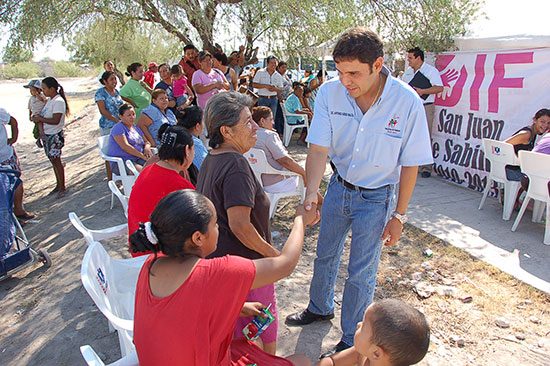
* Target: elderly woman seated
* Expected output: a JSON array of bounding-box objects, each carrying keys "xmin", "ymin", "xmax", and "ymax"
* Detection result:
[
  {"xmin": 252, "ymin": 106, "xmax": 306, "ymax": 193},
  {"xmin": 107, "ymin": 104, "xmax": 152, "ymax": 174}
]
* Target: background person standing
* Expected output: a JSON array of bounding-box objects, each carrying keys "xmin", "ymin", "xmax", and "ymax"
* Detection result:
[
  {"xmin": 253, "ymin": 56, "xmax": 284, "ymax": 124},
  {"xmin": 401, "ymin": 46, "xmax": 443, "ymax": 178}
]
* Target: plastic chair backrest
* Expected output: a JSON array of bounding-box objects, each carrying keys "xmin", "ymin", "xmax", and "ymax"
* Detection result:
[
  {"xmin": 482, "ymin": 139, "xmax": 519, "ymax": 182},
  {"xmin": 69, "ymin": 212, "xmax": 128, "ymax": 246},
  {"xmin": 108, "ymin": 181, "xmax": 129, "ymax": 218},
  {"xmin": 81, "ymin": 242, "xmax": 146, "ymax": 356},
  {"xmin": 243, "ymin": 148, "xmax": 272, "ymax": 186},
  {"xmin": 97, "ymin": 135, "xmax": 110, "ymax": 157},
  {"xmin": 283, "ymin": 104, "xmax": 308, "ymax": 126},
  {"xmin": 125, "ymin": 160, "xmax": 140, "ymax": 177},
  {"xmin": 97, "ymin": 136, "xmax": 136, "ymax": 196},
  {"xmin": 518, "ymin": 150, "xmax": 550, "ymax": 201}
]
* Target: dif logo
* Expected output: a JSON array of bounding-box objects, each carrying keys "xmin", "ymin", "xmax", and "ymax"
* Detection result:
[{"xmin": 491, "ymin": 146, "xmax": 501, "ymax": 155}]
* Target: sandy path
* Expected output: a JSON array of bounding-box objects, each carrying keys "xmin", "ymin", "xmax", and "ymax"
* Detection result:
[{"xmin": 0, "ymin": 81, "xmax": 547, "ymax": 365}]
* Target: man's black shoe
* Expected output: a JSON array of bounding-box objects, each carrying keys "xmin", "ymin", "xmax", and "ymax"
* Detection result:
[
  {"xmin": 421, "ymin": 171, "xmax": 431, "ymax": 178},
  {"xmin": 320, "ymin": 340, "xmax": 352, "ymax": 359},
  {"xmin": 285, "ymin": 309, "xmax": 334, "ymax": 326}
]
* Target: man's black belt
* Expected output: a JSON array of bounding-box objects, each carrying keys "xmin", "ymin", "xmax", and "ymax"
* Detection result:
[
  {"xmin": 423, "ymin": 102, "xmax": 434, "ymax": 105},
  {"xmin": 258, "ymin": 95, "xmax": 277, "ymax": 99},
  {"xmin": 336, "ymin": 174, "xmax": 380, "ymax": 192},
  {"xmin": 330, "ymin": 160, "xmax": 381, "ymax": 192}
]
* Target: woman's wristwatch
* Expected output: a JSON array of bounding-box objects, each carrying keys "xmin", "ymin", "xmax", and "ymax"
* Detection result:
[{"xmin": 391, "ymin": 212, "xmax": 408, "ymax": 225}]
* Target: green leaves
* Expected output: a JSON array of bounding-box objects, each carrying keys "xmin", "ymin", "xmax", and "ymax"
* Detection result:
[{"xmin": 1, "ymin": 0, "xmax": 482, "ymax": 64}]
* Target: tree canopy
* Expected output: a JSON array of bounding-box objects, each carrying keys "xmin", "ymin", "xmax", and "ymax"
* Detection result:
[{"xmin": 1, "ymin": 0, "xmax": 483, "ymax": 64}]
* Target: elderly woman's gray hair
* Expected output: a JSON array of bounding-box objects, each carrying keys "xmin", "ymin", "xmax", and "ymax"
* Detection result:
[{"xmin": 205, "ymin": 92, "xmax": 254, "ymax": 148}]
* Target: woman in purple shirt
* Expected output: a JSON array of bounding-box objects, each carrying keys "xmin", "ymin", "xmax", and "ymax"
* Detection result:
[{"xmin": 108, "ymin": 104, "xmax": 153, "ymax": 174}]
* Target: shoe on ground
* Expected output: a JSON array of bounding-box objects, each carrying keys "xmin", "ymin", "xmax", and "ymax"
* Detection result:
[
  {"xmin": 421, "ymin": 171, "xmax": 431, "ymax": 178},
  {"xmin": 35, "ymin": 139, "xmax": 43, "ymax": 148},
  {"xmin": 320, "ymin": 340, "xmax": 352, "ymax": 359},
  {"xmin": 285, "ymin": 309, "xmax": 334, "ymax": 326}
]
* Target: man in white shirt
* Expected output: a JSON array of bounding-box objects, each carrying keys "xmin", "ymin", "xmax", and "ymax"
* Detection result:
[
  {"xmin": 253, "ymin": 56, "xmax": 284, "ymax": 123},
  {"xmin": 401, "ymin": 47, "xmax": 443, "ymax": 177},
  {"xmin": 285, "ymin": 28, "xmax": 432, "ymax": 358}
]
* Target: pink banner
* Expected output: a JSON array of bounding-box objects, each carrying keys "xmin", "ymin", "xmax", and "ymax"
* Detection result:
[{"xmin": 431, "ymin": 47, "xmax": 550, "ymax": 191}]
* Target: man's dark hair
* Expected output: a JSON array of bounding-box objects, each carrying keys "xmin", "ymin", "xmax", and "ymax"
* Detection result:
[
  {"xmin": 266, "ymin": 55, "xmax": 278, "ymax": 63},
  {"xmin": 184, "ymin": 44, "xmax": 197, "ymax": 52},
  {"xmin": 407, "ymin": 47, "xmax": 424, "ymax": 61},
  {"xmin": 103, "ymin": 60, "xmax": 111, "ymax": 66},
  {"xmin": 213, "ymin": 53, "xmax": 229, "ymax": 66},
  {"xmin": 369, "ymin": 299, "xmax": 430, "ymax": 366},
  {"xmin": 333, "ymin": 27, "xmax": 384, "ymax": 67}
]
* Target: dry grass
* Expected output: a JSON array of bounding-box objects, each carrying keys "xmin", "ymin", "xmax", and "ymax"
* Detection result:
[{"xmin": 271, "ymin": 190, "xmax": 550, "ymax": 365}]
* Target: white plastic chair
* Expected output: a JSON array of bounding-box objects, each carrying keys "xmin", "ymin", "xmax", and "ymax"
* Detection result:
[
  {"xmin": 69, "ymin": 212, "xmax": 128, "ymax": 247},
  {"xmin": 81, "ymin": 241, "xmax": 147, "ymax": 357},
  {"xmin": 511, "ymin": 150, "xmax": 550, "ymax": 245},
  {"xmin": 282, "ymin": 105, "xmax": 309, "ymax": 147},
  {"xmin": 108, "ymin": 181, "xmax": 129, "ymax": 218},
  {"xmin": 80, "ymin": 345, "xmax": 139, "ymax": 366},
  {"xmin": 97, "ymin": 136, "xmax": 137, "ymax": 208},
  {"xmin": 478, "ymin": 139, "xmax": 522, "ymax": 220},
  {"xmin": 244, "ymin": 148, "xmax": 305, "ymax": 218},
  {"xmin": 125, "ymin": 160, "xmax": 140, "ymax": 177}
]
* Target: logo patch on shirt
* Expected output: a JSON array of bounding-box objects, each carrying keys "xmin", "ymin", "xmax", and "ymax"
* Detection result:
[{"xmin": 385, "ymin": 116, "xmax": 402, "ymax": 136}]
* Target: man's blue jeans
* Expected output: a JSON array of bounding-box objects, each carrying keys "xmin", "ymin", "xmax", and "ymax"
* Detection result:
[
  {"xmin": 308, "ymin": 175, "xmax": 394, "ymax": 346},
  {"xmin": 258, "ymin": 97, "xmax": 279, "ymax": 121}
]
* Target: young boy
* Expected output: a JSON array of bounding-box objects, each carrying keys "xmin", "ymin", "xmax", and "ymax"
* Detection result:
[
  {"xmin": 24, "ymin": 79, "xmax": 47, "ymax": 148},
  {"xmin": 315, "ymin": 299, "xmax": 430, "ymax": 366}
]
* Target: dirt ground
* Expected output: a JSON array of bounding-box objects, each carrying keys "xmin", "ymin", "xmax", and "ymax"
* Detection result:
[{"xmin": 0, "ymin": 82, "xmax": 549, "ymax": 365}]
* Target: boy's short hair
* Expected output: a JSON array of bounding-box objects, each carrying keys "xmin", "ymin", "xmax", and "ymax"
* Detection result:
[
  {"xmin": 369, "ymin": 299, "xmax": 430, "ymax": 366},
  {"xmin": 333, "ymin": 27, "xmax": 384, "ymax": 67},
  {"xmin": 251, "ymin": 106, "xmax": 272, "ymax": 123}
]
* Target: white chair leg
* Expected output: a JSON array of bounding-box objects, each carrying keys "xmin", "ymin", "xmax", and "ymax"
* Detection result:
[
  {"xmin": 497, "ymin": 183, "xmax": 504, "ymax": 204},
  {"xmin": 110, "ymin": 192, "xmax": 114, "ymax": 209},
  {"xmin": 532, "ymin": 200, "xmax": 544, "ymax": 223},
  {"xmin": 283, "ymin": 125, "xmax": 291, "ymax": 146},
  {"xmin": 545, "ymin": 201, "xmax": 550, "ymax": 245},
  {"xmin": 269, "ymin": 195, "xmax": 279, "ymax": 219},
  {"xmin": 502, "ymin": 183, "xmax": 520, "ymax": 220},
  {"xmin": 512, "ymin": 197, "xmax": 531, "ymax": 231},
  {"xmin": 478, "ymin": 178, "xmax": 493, "ymax": 210}
]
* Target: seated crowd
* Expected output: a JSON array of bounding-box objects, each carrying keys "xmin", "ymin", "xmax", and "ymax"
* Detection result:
[{"xmin": 4, "ymin": 30, "xmax": 435, "ymax": 366}]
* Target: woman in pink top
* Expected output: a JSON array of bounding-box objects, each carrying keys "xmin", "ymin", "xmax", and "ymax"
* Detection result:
[{"xmin": 191, "ymin": 51, "xmax": 230, "ymax": 109}]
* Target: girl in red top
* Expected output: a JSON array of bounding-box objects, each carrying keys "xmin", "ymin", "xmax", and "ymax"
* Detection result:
[
  {"xmin": 132, "ymin": 190, "xmax": 318, "ymax": 366},
  {"xmin": 127, "ymin": 125, "xmax": 195, "ymax": 256}
]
